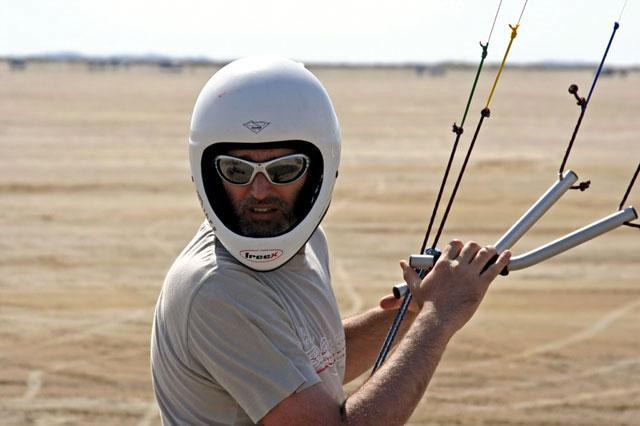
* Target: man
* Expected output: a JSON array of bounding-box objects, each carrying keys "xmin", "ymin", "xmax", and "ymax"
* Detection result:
[{"xmin": 151, "ymin": 56, "xmax": 511, "ymax": 425}]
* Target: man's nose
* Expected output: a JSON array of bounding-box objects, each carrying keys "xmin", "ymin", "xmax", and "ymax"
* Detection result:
[{"xmin": 249, "ymin": 173, "xmax": 273, "ymax": 200}]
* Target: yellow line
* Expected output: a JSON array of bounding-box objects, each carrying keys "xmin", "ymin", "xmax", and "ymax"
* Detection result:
[{"xmin": 485, "ymin": 24, "xmax": 519, "ymax": 109}]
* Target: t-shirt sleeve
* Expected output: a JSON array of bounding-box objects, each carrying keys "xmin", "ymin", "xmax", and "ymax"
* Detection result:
[{"xmin": 187, "ymin": 271, "xmax": 321, "ymax": 423}]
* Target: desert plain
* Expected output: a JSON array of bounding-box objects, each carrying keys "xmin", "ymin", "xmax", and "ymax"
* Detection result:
[{"xmin": 0, "ymin": 61, "xmax": 639, "ymax": 425}]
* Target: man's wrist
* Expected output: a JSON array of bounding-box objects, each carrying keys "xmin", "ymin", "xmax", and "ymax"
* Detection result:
[{"xmin": 415, "ymin": 302, "xmax": 458, "ymax": 341}]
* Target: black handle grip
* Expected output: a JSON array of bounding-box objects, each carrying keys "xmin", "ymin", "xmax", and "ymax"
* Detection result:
[{"xmin": 481, "ymin": 254, "xmax": 509, "ymax": 276}]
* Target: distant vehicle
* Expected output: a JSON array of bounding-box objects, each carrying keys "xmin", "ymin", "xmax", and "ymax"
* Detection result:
[
  {"xmin": 8, "ymin": 58, "xmax": 26, "ymax": 71},
  {"xmin": 415, "ymin": 64, "xmax": 445, "ymax": 77},
  {"xmin": 158, "ymin": 60, "xmax": 182, "ymax": 72}
]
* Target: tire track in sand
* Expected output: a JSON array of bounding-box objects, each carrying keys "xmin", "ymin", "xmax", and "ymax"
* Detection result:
[
  {"xmin": 0, "ymin": 397, "xmax": 150, "ymax": 416},
  {"xmin": 449, "ymin": 385, "xmax": 640, "ymax": 412},
  {"xmin": 333, "ymin": 257, "xmax": 364, "ymax": 317},
  {"xmin": 8, "ymin": 311, "xmax": 146, "ymax": 410},
  {"xmin": 136, "ymin": 400, "xmax": 161, "ymax": 426},
  {"xmin": 440, "ymin": 296, "xmax": 640, "ymax": 374},
  {"xmin": 506, "ymin": 385, "xmax": 640, "ymax": 410},
  {"xmin": 20, "ymin": 370, "xmax": 43, "ymax": 401},
  {"xmin": 0, "ymin": 309, "xmax": 149, "ymax": 361},
  {"xmin": 436, "ymin": 356, "xmax": 640, "ymax": 399}
]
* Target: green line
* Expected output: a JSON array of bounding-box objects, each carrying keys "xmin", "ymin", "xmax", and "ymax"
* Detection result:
[{"xmin": 460, "ymin": 42, "xmax": 488, "ymax": 128}]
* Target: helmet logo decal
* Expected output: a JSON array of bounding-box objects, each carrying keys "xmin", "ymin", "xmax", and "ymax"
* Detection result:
[
  {"xmin": 240, "ymin": 249, "xmax": 283, "ymax": 262},
  {"xmin": 243, "ymin": 120, "xmax": 270, "ymax": 134}
]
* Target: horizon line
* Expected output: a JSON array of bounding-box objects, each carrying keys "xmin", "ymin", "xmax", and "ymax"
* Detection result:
[{"xmin": 3, "ymin": 52, "xmax": 640, "ymax": 70}]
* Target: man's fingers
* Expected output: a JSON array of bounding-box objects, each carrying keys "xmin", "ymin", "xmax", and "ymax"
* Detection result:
[
  {"xmin": 480, "ymin": 250, "xmax": 512, "ymax": 279},
  {"xmin": 459, "ymin": 241, "xmax": 481, "ymax": 264},
  {"xmin": 379, "ymin": 294, "xmax": 402, "ymax": 310},
  {"xmin": 380, "ymin": 292, "xmax": 421, "ymax": 313},
  {"xmin": 471, "ymin": 245, "xmax": 497, "ymax": 268},
  {"xmin": 399, "ymin": 261, "xmax": 427, "ymax": 312},
  {"xmin": 442, "ymin": 239, "xmax": 463, "ymax": 260},
  {"xmin": 400, "ymin": 260, "xmax": 422, "ymax": 306},
  {"xmin": 400, "ymin": 260, "xmax": 420, "ymax": 287}
]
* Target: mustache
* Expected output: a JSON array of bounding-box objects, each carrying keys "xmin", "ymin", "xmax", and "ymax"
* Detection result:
[
  {"xmin": 235, "ymin": 195, "xmax": 297, "ymax": 237},
  {"xmin": 236, "ymin": 196, "xmax": 289, "ymax": 212}
]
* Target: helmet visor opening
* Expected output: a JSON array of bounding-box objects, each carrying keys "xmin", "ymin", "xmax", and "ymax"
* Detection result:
[{"xmin": 201, "ymin": 140, "xmax": 324, "ymax": 238}]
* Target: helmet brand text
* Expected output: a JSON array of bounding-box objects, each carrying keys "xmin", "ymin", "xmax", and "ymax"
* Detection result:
[{"xmin": 240, "ymin": 249, "xmax": 283, "ymax": 262}]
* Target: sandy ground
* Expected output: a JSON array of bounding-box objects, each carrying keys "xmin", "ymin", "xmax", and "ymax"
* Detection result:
[{"xmin": 0, "ymin": 62, "xmax": 638, "ymax": 425}]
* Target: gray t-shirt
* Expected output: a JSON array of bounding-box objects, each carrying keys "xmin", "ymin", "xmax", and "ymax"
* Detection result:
[{"xmin": 151, "ymin": 222, "xmax": 346, "ymax": 425}]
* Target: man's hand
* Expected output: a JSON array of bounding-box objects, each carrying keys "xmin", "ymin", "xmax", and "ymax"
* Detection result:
[
  {"xmin": 379, "ymin": 240, "xmax": 511, "ymax": 322},
  {"xmin": 401, "ymin": 240, "xmax": 511, "ymax": 334},
  {"xmin": 263, "ymin": 240, "xmax": 511, "ymax": 426}
]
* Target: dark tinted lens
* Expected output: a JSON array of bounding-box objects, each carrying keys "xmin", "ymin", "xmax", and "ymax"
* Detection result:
[
  {"xmin": 266, "ymin": 156, "xmax": 307, "ymax": 184},
  {"xmin": 217, "ymin": 158, "xmax": 254, "ymax": 184}
]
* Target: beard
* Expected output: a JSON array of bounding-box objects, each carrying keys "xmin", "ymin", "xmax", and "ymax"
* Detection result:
[{"xmin": 234, "ymin": 196, "xmax": 299, "ymax": 237}]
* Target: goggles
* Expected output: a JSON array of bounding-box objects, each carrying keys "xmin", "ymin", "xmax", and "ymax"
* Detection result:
[{"xmin": 215, "ymin": 153, "xmax": 310, "ymax": 186}]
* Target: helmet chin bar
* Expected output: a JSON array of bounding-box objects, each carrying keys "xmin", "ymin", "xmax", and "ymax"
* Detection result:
[{"xmin": 393, "ymin": 170, "xmax": 639, "ymax": 299}]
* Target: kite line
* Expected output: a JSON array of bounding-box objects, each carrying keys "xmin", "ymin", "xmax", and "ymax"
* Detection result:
[
  {"xmin": 558, "ymin": 3, "xmax": 627, "ymax": 188},
  {"xmin": 372, "ymin": 0, "xmax": 528, "ymax": 373},
  {"xmin": 372, "ymin": 0, "xmax": 637, "ymax": 374}
]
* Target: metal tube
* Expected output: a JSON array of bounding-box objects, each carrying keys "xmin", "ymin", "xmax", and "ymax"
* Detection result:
[
  {"xmin": 408, "ymin": 254, "xmax": 436, "ymax": 270},
  {"xmin": 393, "ymin": 283, "xmax": 409, "ymax": 299},
  {"xmin": 410, "ymin": 170, "xmax": 577, "ymax": 271},
  {"xmin": 495, "ymin": 170, "xmax": 578, "ymax": 253},
  {"xmin": 508, "ymin": 207, "xmax": 637, "ymax": 271}
]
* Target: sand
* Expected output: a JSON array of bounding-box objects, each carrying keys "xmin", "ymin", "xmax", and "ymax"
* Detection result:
[{"xmin": 1, "ymin": 62, "xmax": 638, "ymax": 425}]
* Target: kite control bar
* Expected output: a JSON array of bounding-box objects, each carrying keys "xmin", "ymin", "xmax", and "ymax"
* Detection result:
[
  {"xmin": 373, "ymin": 2, "xmax": 633, "ymax": 375},
  {"xmin": 504, "ymin": 206, "xmax": 636, "ymax": 271},
  {"xmin": 394, "ymin": 170, "xmax": 639, "ymax": 298}
]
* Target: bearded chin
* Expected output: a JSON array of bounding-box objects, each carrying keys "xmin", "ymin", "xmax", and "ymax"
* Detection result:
[
  {"xmin": 238, "ymin": 216, "xmax": 292, "ymax": 237},
  {"xmin": 235, "ymin": 197, "xmax": 299, "ymax": 238}
]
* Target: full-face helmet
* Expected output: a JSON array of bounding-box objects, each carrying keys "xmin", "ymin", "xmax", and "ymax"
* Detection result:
[{"xmin": 189, "ymin": 56, "xmax": 341, "ymax": 271}]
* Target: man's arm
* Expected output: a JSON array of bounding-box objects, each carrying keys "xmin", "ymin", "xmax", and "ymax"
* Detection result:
[
  {"xmin": 342, "ymin": 299, "xmax": 418, "ymax": 383},
  {"xmin": 261, "ymin": 241, "xmax": 511, "ymax": 426}
]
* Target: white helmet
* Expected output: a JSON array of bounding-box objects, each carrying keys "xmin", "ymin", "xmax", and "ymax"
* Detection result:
[{"xmin": 189, "ymin": 56, "xmax": 341, "ymax": 271}]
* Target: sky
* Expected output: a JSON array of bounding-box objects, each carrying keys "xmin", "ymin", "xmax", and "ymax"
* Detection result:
[{"xmin": 2, "ymin": 0, "xmax": 638, "ymax": 65}]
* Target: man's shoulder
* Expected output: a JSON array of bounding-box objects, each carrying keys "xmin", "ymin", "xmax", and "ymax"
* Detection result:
[
  {"xmin": 310, "ymin": 225, "xmax": 328, "ymax": 247},
  {"xmin": 165, "ymin": 222, "xmax": 267, "ymax": 300},
  {"xmin": 196, "ymin": 261, "xmax": 271, "ymax": 305},
  {"xmin": 307, "ymin": 225, "xmax": 330, "ymax": 271}
]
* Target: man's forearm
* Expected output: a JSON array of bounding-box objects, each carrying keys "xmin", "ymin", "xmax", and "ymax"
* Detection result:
[
  {"xmin": 263, "ymin": 305, "xmax": 453, "ymax": 426},
  {"xmin": 342, "ymin": 304, "xmax": 453, "ymax": 426},
  {"xmin": 343, "ymin": 305, "xmax": 417, "ymax": 383}
]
